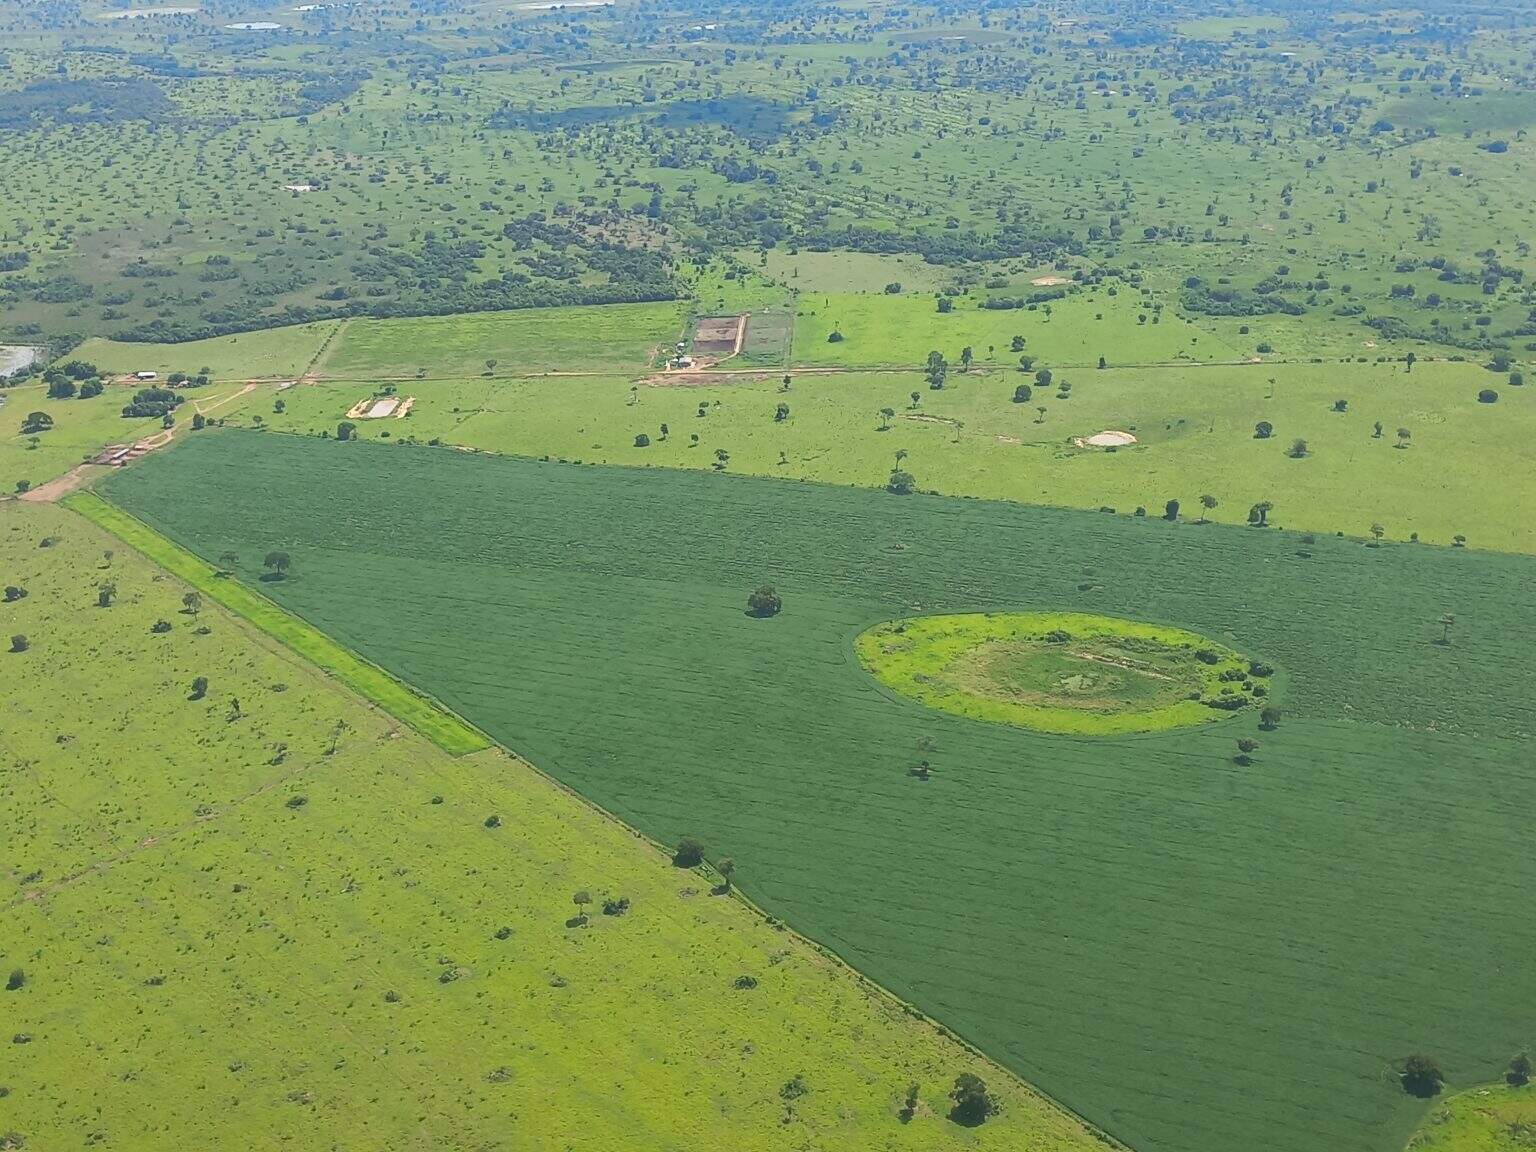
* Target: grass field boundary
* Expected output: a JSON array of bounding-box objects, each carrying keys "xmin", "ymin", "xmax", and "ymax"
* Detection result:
[
  {"xmin": 62, "ymin": 490, "xmax": 492, "ymax": 757},
  {"xmin": 60, "ymin": 488, "xmax": 1122, "ymax": 1150}
]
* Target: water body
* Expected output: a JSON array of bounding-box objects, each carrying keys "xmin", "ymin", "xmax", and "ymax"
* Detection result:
[
  {"xmin": 0, "ymin": 346, "xmax": 40, "ymax": 378},
  {"xmin": 224, "ymin": 20, "xmax": 282, "ymax": 29},
  {"xmin": 100, "ymin": 6, "xmax": 199, "ymax": 17}
]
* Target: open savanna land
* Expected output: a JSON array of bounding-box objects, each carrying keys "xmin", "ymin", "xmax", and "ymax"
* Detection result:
[
  {"xmin": 225, "ymin": 347, "xmax": 1533, "ymax": 553},
  {"xmin": 99, "ymin": 430, "xmax": 1536, "ymax": 1152},
  {"xmin": 0, "ymin": 500, "xmax": 1108, "ymax": 1152},
  {"xmin": 6, "ymin": 0, "xmax": 1536, "ymax": 1148}
]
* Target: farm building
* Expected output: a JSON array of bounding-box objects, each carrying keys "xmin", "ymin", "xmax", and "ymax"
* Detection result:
[{"xmin": 134, "ymin": 370, "xmax": 158, "ymax": 381}]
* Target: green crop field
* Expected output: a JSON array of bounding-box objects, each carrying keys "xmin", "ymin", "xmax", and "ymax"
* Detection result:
[
  {"xmin": 98, "ymin": 429, "xmax": 1536, "ymax": 1152},
  {"xmin": 0, "ymin": 499, "xmax": 1107, "ymax": 1152}
]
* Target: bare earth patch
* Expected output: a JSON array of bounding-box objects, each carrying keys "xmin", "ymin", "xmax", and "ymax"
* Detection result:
[{"xmin": 1075, "ymin": 429, "xmax": 1137, "ymax": 448}]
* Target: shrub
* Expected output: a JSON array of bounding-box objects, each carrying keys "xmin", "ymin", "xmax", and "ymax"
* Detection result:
[
  {"xmin": 8, "ymin": 635, "xmax": 27, "ymax": 654},
  {"xmin": 4, "ymin": 970, "xmax": 23, "ymax": 992},
  {"xmin": 336, "ymin": 421, "xmax": 356, "ymax": 441},
  {"xmin": 886, "ymin": 470, "xmax": 916, "ymax": 495},
  {"xmin": 746, "ymin": 584, "xmax": 782, "ymax": 617},
  {"xmin": 1477, "ymin": 389, "xmax": 1498, "ymax": 404},
  {"xmin": 633, "ymin": 432, "xmax": 650, "ymax": 447},
  {"xmin": 1012, "ymin": 383, "xmax": 1032, "ymax": 403},
  {"xmin": 733, "ymin": 974, "xmax": 758, "ymax": 990},
  {"xmin": 1254, "ymin": 420, "xmax": 1273, "ymax": 439},
  {"xmin": 1401, "ymin": 1054, "xmax": 1444, "ymax": 1097},
  {"xmin": 1509, "ymin": 1052, "xmax": 1532, "ymax": 1087}
]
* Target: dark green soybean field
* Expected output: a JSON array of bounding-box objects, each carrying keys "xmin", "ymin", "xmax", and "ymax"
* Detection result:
[{"xmin": 101, "ymin": 431, "xmax": 1536, "ymax": 1152}]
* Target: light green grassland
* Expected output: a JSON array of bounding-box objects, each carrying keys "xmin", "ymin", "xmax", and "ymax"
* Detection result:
[
  {"xmin": 0, "ymin": 499, "xmax": 1108, "ymax": 1152},
  {"xmin": 0, "ymin": 376, "xmax": 246, "ymax": 495},
  {"xmin": 228, "ymin": 355, "xmax": 1533, "ymax": 553},
  {"xmin": 1407, "ymin": 1082, "xmax": 1536, "ymax": 1151},
  {"xmin": 73, "ymin": 320, "xmax": 337, "ymax": 379},
  {"xmin": 316, "ymin": 302, "xmax": 690, "ymax": 378},
  {"xmin": 855, "ymin": 612, "xmax": 1260, "ymax": 735},
  {"xmin": 757, "ymin": 250, "xmax": 958, "ymax": 294},
  {"xmin": 793, "ymin": 290, "xmax": 1246, "ymax": 368},
  {"xmin": 64, "ymin": 490, "xmax": 489, "ymax": 755}
]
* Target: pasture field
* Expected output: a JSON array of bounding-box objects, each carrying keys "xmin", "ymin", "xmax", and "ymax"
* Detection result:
[
  {"xmin": 0, "ymin": 500, "xmax": 1108, "ymax": 1152},
  {"xmin": 315, "ymin": 302, "xmax": 689, "ymax": 379},
  {"xmin": 72, "ymin": 321, "xmax": 337, "ymax": 380},
  {"xmin": 99, "ymin": 430, "xmax": 1536, "ymax": 1152},
  {"xmin": 230, "ymin": 355, "xmax": 1533, "ymax": 552},
  {"xmin": 793, "ymin": 290, "xmax": 1246, "ymax": 368}
]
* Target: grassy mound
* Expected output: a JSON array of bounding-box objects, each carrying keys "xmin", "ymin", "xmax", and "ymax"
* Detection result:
[{"xmin": 856, "ymin": 612, "xmax": 1266, "ymax": 735}]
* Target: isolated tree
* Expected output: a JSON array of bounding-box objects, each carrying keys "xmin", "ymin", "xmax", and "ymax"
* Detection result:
[
  {"xmin": 218, "ymin": 551, "xmax": 239, "ymax": 575},
  {"xmin": 1401, "ymin": 1054, "xmax": 1444, "ymax": 1098},
  {"xmin": 8, "ymin": 635, "xmax": 28, "ymax": 654},
  {"xmin": 263, "ymin": 551, "xmax": 291, "ymax": 579},
  {"xmin": 1437, "ymin": 613, "xmax": 1455, "ymax": 645},
  {"xmin": 948, "ymin": 1073, "xmax": 995, "ymax": 1126},
  {"xmin": 1370, "ymin": 523, "xmax": 1385, "ymax": 543},
  {"xmin": 1372, "ymin": 421, "xmax": 1383, "ymax": 439},
  {"xmin": 3, "ymin": 586, "xmax": 25, "ymax": 603},
  {"xmin": 1259, "ymin": 706, "xmax": 1282, "ymax": 731},
  {"xmin": 1254, "ymin": 420, "xmax": 1274, "ymax": 439},
  {"xmin": 1234, "ymin": 738, "xmax": 1259, "ymax": 766},
  {"xmin": 713, "ymin": 448, "xmax": 730, "ymax": 470},
  {"xmin": 887, "ymin": 470, "xmax": 916, "ymax": 495},
  {"xmin": 1198, "ymin": 494, "xmax": 1218, "ymax": 522},
  {"xmin": 774, "ymin": 402, "xmax": 790, "ymax": 423},
  {"xmin": 673, "ymin": 836, "xmax": 705, "ymax": 868},
  {"xmin": 1010, "ymin": 335, "xmax": 1026, "ymax": 352},
  {"xmin": 1405, "ymin": 352, "xmax": 1417, "ymax": 373},
  {"xmin": 190, "ymin": 676, "xmax": 209, "ymax": 700},
  {"xmin": 336, "ymin": 421, "xmax": 356, "ymax": 441},
  {"xmin": 1508, "ymin": 1053, "xmax": 1532, "ymax": 1087},
  {"xmin": 633, "ymin": 433, "xmax": 650, "ymax": 448},
  {"xmin": 1248, "ymin": 501, "xmax": 1273, "ymax": 527},
  {"xmin": 485, "ymin": 359, "xmax": 497, "ymax": 375},
  {"xmin": 1164, "ymin": 499, "xmax": 1180, "ymax": 522},
  {"xmin": 97, "ymin": 581, "xmax": 117, "ymax": 608},
  {"xmin": 1012, "ymin": 383, "xmax": 1032, "ymax": 404},
  {"xmin": 1332, "ymin": 399, "xmax": 1348, "ymax": 413},
  {"xmin": 878, "ymin": 407, "xmax": 895, "ymax": 430},
  {"xmin": 572, "ymin": 890, "xmax": 591, "ymax": 922},
  {"xmin": 1035, "ymin": 368, "xmax": 1053, "ymax": 388},
  {"xmin": 909, "ymin": 391, "xmax": 921, "ymax": 409},
  {"xmin": 716, "ymin": 857, "xmax": 735, "ymax": 893},
  {"xmin": 182, "ymin": 591, "xmax": 201, "ymax": 616},
  {"xmin": 1288, "ymin": 438, "xmax": 1308, "ymax": 458},
  {"xmin": 746, "ymin": 585, "xmax": 782, "ymax": 618},
  {"xmin": 192, "ymin": 412, "xmax": 206, "ymax": 431},
  {"xmin": 1396, "ymin": 428, "xmax": 1411, "ymax": 449},
  {"xmin": 21, "ymin": 411, "xmax": 52, "ymax": 434},
  {"xmin": 959, "ymin": 346, "xmax": 973, "ymax": 372},
  {"xmin": 5, "ymin": 968, "xmax": 23, "ymax": 991},
  {"xmin": 924, "ymin": 350, "xmax": 948, "ymax": 390}
]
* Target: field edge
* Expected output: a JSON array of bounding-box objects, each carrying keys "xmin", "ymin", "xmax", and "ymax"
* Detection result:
[
  {"xmin": 55, "ymin": 489, "xmax": 1127, "ymax": 1152},
  {"xmin": 62, "ymin": 489, "xmax": 492, "ymax": 756}
]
